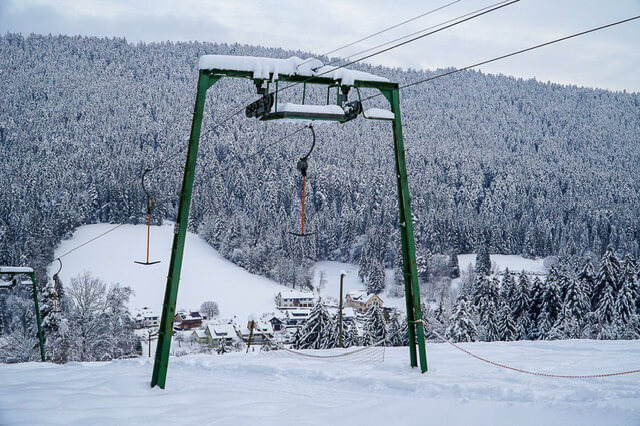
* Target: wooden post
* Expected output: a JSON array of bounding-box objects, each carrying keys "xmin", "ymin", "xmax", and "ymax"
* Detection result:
[{"xmin": 246, "ymin": 320, "xmax": 255, "ymax": 353}]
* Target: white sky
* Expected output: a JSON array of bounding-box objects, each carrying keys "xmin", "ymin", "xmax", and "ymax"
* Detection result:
[{"xmin": 1, "ymin": 0, "xmax": 639, "ymax": 92}]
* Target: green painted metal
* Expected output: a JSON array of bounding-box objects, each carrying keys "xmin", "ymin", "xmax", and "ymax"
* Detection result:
[
  {"xmin": 151, "ymin": 71, "xmax": 221, "ymax": 389},
  {"xmin": 384, "ymin": 88, "xmax": 428, "ymax": 373},
  {"xmin": 29, "ymin": 272, "xmax": 46, "ymax": 362},
  {"xmin": 1, "ymin": 269, "xmax": 46, "ymax": 361},
  {"xmin": 151, "ymin": 66, "xmax": 428, "ymax": 389}
]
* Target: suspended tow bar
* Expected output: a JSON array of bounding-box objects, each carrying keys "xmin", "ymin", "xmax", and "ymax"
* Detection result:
[
  {"xmin": 290, "ymin": 124, "xmax": 316, "ymax": 237},
  {"xmin": 135, "ymin": 168, "xmax": 161, "ymax": 265}
]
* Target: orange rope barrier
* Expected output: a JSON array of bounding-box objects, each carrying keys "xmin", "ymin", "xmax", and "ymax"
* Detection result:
[{"xmin": 420, "ymin": 320, "xmax": 640, "ymax": 379}]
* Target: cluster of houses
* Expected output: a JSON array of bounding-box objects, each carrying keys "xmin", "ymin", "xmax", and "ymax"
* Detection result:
[
  {"xmin": 133, "ymin": 288, "xmax": 388, "ymax": 350},
  {"xmin": 133, "ymin": 307, "xmax": 206, "ymax": 330}
]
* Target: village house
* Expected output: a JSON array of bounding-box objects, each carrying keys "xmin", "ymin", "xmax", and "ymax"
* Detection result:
[
  {"xmin": 327, "ymin": 306, "xmax": 357, "ymax": 322},
  {"xmin": 267, "ymin": 315, "xmax": 286, "ymax": 332},
  {"xmin": 191, "ymin": 329, "xmax": 209, "ymax": 345},
  {"xmin": 133, "ymin": 307, "xmax": 159, "ymax": 329},
  {"xmin": 237, "ymin": 320, "xmax": 274, "ymax": 345},
  {"xmin": 198, "ymin": 323, "xmax": 238, "ymax": 348},
  {"xmin": 345, "ymin": 291, "xmax": 384, "ymax": 313},
  {"xmin": 275, "ymin": 290, "xmax": 315, "ymax": 309},
  {"xmin": 174, "ymin": 311, "xmax": 203, "ymax": 330},
  {"xmin": 281, "ymin": 309, "xmax": 311, "ymax": 327}
]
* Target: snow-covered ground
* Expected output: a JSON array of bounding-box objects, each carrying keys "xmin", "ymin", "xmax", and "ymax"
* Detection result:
[
  {"xmin": 2, "ymin": 339, "xmax": 640, "ymax": 425},
  {"xmin": 458, "ymin": 254, "xmax": 548, "ymax": 275},
  {"xmin": 311, "ymin": 260, "xmax": 406, "ymax": 311},
  {"xmin": 51, "ymin": 224, "xmax": 396, "ymax": 319},
  {"xmin": 50, "ymin": 223, "xmax": 289, "ymax": 320}
]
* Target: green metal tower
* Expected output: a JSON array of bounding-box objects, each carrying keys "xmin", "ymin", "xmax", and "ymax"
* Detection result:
[
  {"xmin": 151, "ymin": 56, "xmax": 427, "ymax": 389},
  {"xmin": 0, "ymin": 266, "xmax": 46, "ymax": 362}
]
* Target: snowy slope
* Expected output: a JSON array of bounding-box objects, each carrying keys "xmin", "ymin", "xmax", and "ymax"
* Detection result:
[
  {"xmin": 2, "ymin": 340, "xmax": 640, "ymax": 425},
  {"xmin": 458, "ymin": 254, "xmax": 548, "ymax": 275},
  {"xmin": 50, "ymin": 223, "xmax": 290, "ymax": 319},
  {"xmin": 311, "ymin": 261, "xmax": 406, "ymax": 311}
]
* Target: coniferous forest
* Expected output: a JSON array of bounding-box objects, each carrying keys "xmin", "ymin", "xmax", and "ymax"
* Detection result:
[{"xmin": 2, "ymin": 33, "xmax": 640, "ymax": 355}]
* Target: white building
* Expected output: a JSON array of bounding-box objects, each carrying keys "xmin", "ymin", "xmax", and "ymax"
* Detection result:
[
  {"xmin": 275, "ymin": 290, "xmax": 315, "ymax": 309},
  {"xmin": 133, "ymin": 307, "xmax": 159, "ymax": 329}
]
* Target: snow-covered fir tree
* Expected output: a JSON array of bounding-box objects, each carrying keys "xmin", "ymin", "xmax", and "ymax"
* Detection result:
[
  {"xmin": 536, "ymin": 271, "xmax": 563, "ymax": 339},
  {"xmin": 343, "ymin": 320, "xmax": 360, "ymax": 348},
  {"xmin": 475, "ymin": 244, "xmax": 491, "ymax": 276},
  {"xmin": 528, "ymin": 276, "xmax": 545, "ymax": 334},
  {"xmin": 365, "ymin": 260, "xmax": 386, "ymax": 295},
  {"xmin": 362, "ymin": 303, "xmax": 386, "ymax": 346},
  {"xmin": 386, "ymin": 310, "xmax": 407, "ymax": 346},
  {"xmin": 577, "ymin": 259, "xmax": 596, "ymax": 303},
  {"xmin": 297, "ymin": 300, "xmax": 334, "ymax": 350},
  {"xmin": 593, "ymin": 246, "xmax": 622, "ymax": 311},
  {"xmin": 551, "ymin": 273, "xmax": 590, "ymax": 338},
  {"xmin": 446, "ymin": 294, "xmax": 477, "ymax": 342},
  {"xmin": 615, "ymin": 255, "xmax": 639, "ymax": 335},
  {"xmin": 595, "ymin": 280, "xmax": 618, "ymax": 339},
  {"xmin": 498, "ymin": 301, "xmax": 517, "ymax": 341}
]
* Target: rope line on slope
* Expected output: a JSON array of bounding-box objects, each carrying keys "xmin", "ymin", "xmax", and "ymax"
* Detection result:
[
  {"xmin": 261, "ymin": 332, "xmax": 386, "ymax": 360},
  {"xmin": 417, "ymin": 319, "xmax": 640, "ymax": 379}
]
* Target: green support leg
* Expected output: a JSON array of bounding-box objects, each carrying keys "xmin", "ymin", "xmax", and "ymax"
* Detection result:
[
  {"xmin": 29, "ymin": 273, "xmax": 46, "ymax": 362},
  {"xmin": 151, "ymin": 72, "xmax": 220, "ymax": 388},
  {"xmin": 384, "ymin": 88, "xmax": 428, "ymax": 373}
]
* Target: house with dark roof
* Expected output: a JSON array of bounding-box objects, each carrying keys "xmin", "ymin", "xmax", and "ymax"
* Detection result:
[{"xmin": 174, "ymin": 311, "xmax": 203, "ymax": 330}]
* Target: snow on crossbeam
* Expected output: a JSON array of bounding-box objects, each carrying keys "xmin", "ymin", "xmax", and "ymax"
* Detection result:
[
  {"xmin": 198, "ymin": 55, "xmax": 389, "ymax": 85},
  {"xmin": 364, "ymin": 108, "xmax": 395, "ymax": 120},
  {"xmin": 0, "ymin": 266, "xmax": 34, "ymax": 274}
]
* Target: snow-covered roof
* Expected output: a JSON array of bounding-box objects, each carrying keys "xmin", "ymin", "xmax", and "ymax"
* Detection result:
[
  {"xmin": 278, "ymin": 290, "xmax": 315, "ymax": 300},
  {"xmin": 177, "ymin": 311, "xmax": 203, "ymax": 321},
  {"xmin": 134, "ymin": 307, "xmax": 157, "ymax": 318},
  {"xmin": 347, "ymin": 290, "xmax": 367, "ymax": 300},
  {"xmin": 0, "ymin": 266, "xmax": 34, "ymax": 274},
  {"xmin": 286, "ymin": 309, "xmax": 311, "ymax": 318},
  {"xmin": 364, "ymin": 108, "xmax": 394, "ymax": 120},
  {"xmin": 239, "ymin": 321, "xmax": 274, "ymax": 336},
  {"xmin": 192, "ymin": 329, "xmax": 207, "ymax": 338},
  {"xmin": 198, "ymin": 55, "xmax": 389, "ymax": 85},
  {"xmin": 206, "ymin": 323, "xmax": 237, "ymax": 338},
  {"xmin": 327, "ymin": 307, "xmax": 356, "ymax": 318},
  {"xmin": 347, "ymin": 291, "xmax": 381, "ymax": 302}
]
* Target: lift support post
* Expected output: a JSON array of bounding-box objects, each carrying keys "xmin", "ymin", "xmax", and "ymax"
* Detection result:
[{"xmin": 151, "ymin": 63, "xmax": 427, "ymax": 389}]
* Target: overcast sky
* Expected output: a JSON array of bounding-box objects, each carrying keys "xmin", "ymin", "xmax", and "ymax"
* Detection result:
[{"xmin": 1, "ymin": 0, "xmax": 639, "ymax": 92}]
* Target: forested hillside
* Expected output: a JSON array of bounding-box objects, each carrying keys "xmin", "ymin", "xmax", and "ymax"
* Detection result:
[{"xmin": 1, "ymin": 33, "xmax": 640, "ymax": 285}]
